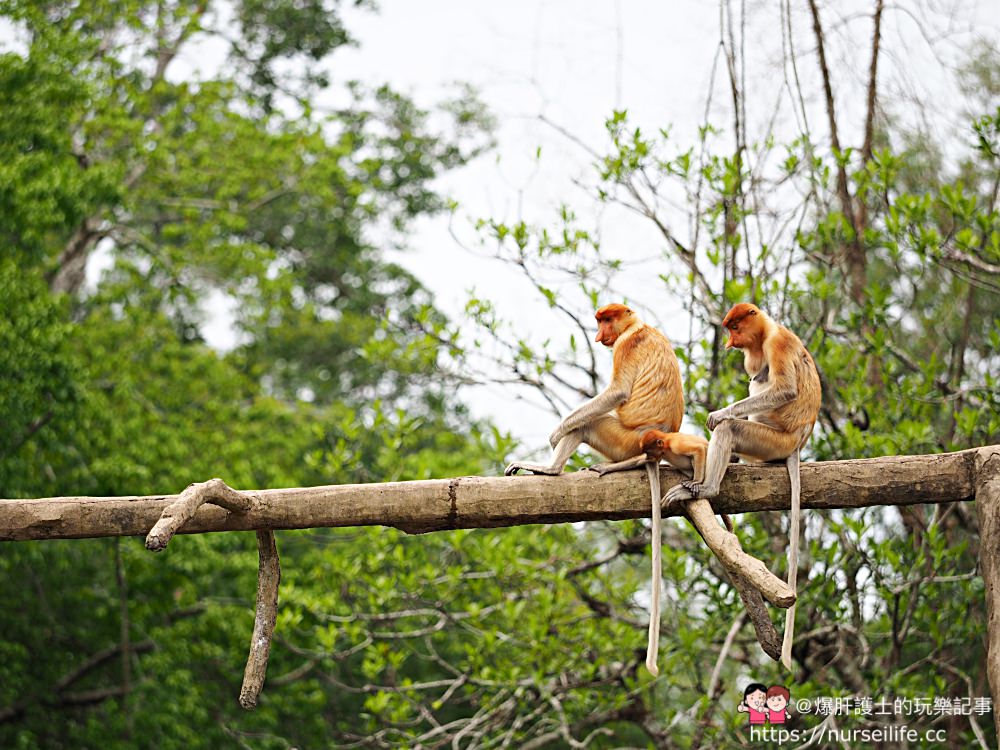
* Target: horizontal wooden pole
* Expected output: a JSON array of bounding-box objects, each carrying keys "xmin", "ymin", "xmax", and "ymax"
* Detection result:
[{"xmin": 0, "ymin": 447, "xmax": 994, "ymax": 543}]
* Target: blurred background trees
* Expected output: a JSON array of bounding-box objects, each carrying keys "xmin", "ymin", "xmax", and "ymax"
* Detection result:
[{"xmin": 1, "ymin": 0, "xmax": 998, "ymax": 747}]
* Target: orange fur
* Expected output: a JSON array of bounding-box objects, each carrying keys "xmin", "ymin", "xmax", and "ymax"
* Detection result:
[
  {"xmin": 602, "ymin": 308, "xmax": 684, "ymax": 444},
  {"xmin": 680, "ymin": 302, "xmax": 821, "ymax": 669},
  {"xmin": 640, "ymin": 430, "xmax": 708, "ymax": 482},
  {"xmin": 505, "ymin": 303, "xmax": 686, "ymax": 474},
  {"xmin": 726, "ymin": 304, "xmax": 821, "ymax": 455},
  {"xmin": 722, "ymin": 304, "xmax": 821, "ymax": 669}
]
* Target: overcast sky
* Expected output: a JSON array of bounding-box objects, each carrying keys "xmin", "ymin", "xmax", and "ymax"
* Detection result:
[
  {"xmin": 46, "ymin": 0, "xmax": 990, "ymax": 447},
  {"xmin": 260, "ymin": 0, "xmax": 992, "ymax": 447}
]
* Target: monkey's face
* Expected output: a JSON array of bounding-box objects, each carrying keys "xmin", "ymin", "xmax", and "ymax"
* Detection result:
[
  {"xmin": 595, "ymin": 318, "xmax": 620, "ymax": 346},
  {"xmin": 594, "ymin": 304, "xmax": 633, "ymax": 347},
  {"xmin": 722, "ymin": 303, "xmax": 761, "ymax": 349}
]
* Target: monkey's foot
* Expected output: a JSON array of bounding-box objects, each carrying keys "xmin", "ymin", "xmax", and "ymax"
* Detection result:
[
  {"xmin": 679, "ymin": 480, "xmax": 720, "ymax": 499},
  {"xmin": 663, "ymin": 483, "xmax": 693, "ymax": 505},
  {"xmin": 504, "ymin": 462, "xmax": 562, "ymax": 476}
]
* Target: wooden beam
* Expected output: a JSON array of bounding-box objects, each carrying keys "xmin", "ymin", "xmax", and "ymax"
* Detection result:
[{"xmin": 0, "ymin": 447, "xmax": 987, "ymax": 543}]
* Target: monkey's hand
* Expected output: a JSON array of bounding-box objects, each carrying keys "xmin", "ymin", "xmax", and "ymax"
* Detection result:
[{"xmin": 706, "ymin": 406, "xmax": 734, "ymax": 431}]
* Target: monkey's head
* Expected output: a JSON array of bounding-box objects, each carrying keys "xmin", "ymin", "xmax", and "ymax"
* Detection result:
[
  {"xmin": 722, "ymin": 302, "xmax": 765, "ymax": 350},
  {"xmin": 594, "ymin": 303, "xmax": 636, "ymax": 347},
  {"xmin": 639, "ymin": 430, "xmax": 668, "ymax": 459}
]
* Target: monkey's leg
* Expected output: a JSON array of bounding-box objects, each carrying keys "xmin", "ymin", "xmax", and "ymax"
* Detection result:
[
  {"xmin": 504, "ymin": 433, "xmax": 584, "ymax": 476},
  {"xmin": 657, "ymin": 433, "xmax": 706, "ymax": 480},
  {"xmin": 780, "ymin": 450, "xmax": 801, "ymax": 669},
  {"xmin": 663, "ymin": 420, "xmax": 737, "ymax": 504},
  {"xmin": 666, "ymin": 434, "xmax": 733, "ymax": 531},
  {"xmin": 667, "ymin": 420, "xmax": 801, "ymax": 503},
  {"xmin": 655, "ymin": 433, "xmax": 735, "ymax": 524}
]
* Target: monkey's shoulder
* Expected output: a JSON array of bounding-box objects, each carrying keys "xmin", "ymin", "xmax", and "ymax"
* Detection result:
[
  {"xmin": 613, "ymin": 324, "xmax": 674, "ymax": 368},
  {"xmin": 761, "ymin": 327, "xmax": 816, "ymax": 371},
  {"xmin": 762, "ymin": 325, "xmax": 803, "ymax": 357}
]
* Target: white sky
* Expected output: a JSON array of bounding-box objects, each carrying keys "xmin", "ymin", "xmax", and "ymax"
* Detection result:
[
  {"xmin": 37, "ymin": 0, "xmax": 993, "ymax": 447},
  {"xmin": 331, "ymin": 1, "xmax": 720, "ymax": 443},
  {"xmin": 297, "ymin": 0, "xmax": 997, "ymax": 447}
]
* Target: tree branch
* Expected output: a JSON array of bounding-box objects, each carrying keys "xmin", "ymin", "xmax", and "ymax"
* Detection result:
[{"xmin": 0, "ymin": 448, "xmax": 990, "ymax": 543}]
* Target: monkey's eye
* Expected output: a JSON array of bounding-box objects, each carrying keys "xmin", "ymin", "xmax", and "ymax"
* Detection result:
[{"xmin": 748, "ymin": 310, "xmax": 757, "ymax": 316}]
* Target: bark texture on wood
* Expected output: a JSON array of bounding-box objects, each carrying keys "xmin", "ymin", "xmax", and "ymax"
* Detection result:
[
  {"xmin": 0, "ymin": 449, "xmax": 983, "ymax": 543},
  {"xmin": 684, "ymin": 497, "xmax": 796, "ymax": 608},
  {"xmin": 730, "ymin": 573, "xmax": 782, "ymax": 661},
  {"xmin": 681, "ymin": 496, "xmax": 785, "ymax": 661},
  {"xmin": 239, "ymin": 530, "xmax": 280, "ymax": 711},
  {"xmin": 974, "ymin": 446, "xmax": 1000, "ymax": 739}
]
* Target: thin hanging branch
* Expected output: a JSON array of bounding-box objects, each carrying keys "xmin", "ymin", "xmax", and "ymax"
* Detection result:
[
  {"xmin": 240, "ymin": 530, "xmax": 280, "ymax": 710},
  {"xmin": 677, "ymin": 496, "xmax": 795, "ymax": 607},
  {"xmin": 145, "ymin": 478, "xmax": 258, "ymax": 552},
  {"xmin": 141, "ymin": 477, "xmax": 280, "ymax": 711}
]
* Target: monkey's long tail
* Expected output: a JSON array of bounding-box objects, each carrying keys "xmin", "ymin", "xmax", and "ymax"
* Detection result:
[
  {"xmin": 645, "ymin": 461, "xmax": 662, "ymax": 677},
  {"xmin": 780, "ymin": 451, "xmax": 801, "ymax": 669}
]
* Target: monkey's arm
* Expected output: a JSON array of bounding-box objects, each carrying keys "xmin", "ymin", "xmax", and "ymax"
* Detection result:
[
  {"xmin": 549, "ymin": 385, "xmax": 629, "ymax": 447},
  {"xmin": 586, "ymin": 454, "xmax": 649, "ymax": 476},
  {"xmin": 706, "ymin": 372, "xmax": 797, "ymax": 430}
]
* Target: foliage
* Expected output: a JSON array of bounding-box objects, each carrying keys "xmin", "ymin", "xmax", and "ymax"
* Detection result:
[{"xmin": 1, "ymin": 1, "xmax": 999, "ymax": 749}]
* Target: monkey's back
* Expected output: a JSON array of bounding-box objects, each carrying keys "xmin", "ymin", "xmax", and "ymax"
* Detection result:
[
  {"xmin": 758, "ymin": 327, "xmax": 821, "ymax": 436},
  {"xmin": 614, "ymin": 325, "xmax": 685, "ymax": 432}
]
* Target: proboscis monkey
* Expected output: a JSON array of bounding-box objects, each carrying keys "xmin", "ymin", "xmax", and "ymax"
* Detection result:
[
  {"xmin": 504, "ymin": 303, "xmax": 704, "ymax": 676},
  {"xmin": 664, "ymin": 302, "xmax": 821, "ymax": 668},
  {"xmin": 504, "ymin": 304, "xmax": 697, "ymax": 477}
]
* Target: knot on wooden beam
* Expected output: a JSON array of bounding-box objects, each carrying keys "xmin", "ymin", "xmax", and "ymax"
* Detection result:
[{"xmin": 145, "ymin": 477, "xmax": 259, "ymax": 552}]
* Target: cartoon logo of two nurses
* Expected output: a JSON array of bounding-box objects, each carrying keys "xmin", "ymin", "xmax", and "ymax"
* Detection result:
[{"xmin": 738, "ymin": 683, "xmax": 790, "ymax": 726}]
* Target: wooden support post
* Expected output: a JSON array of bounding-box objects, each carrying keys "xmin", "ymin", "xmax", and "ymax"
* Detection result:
[{"xmin": 975, "ymin": 446, "xmax": 1000, "ymax": 739}]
